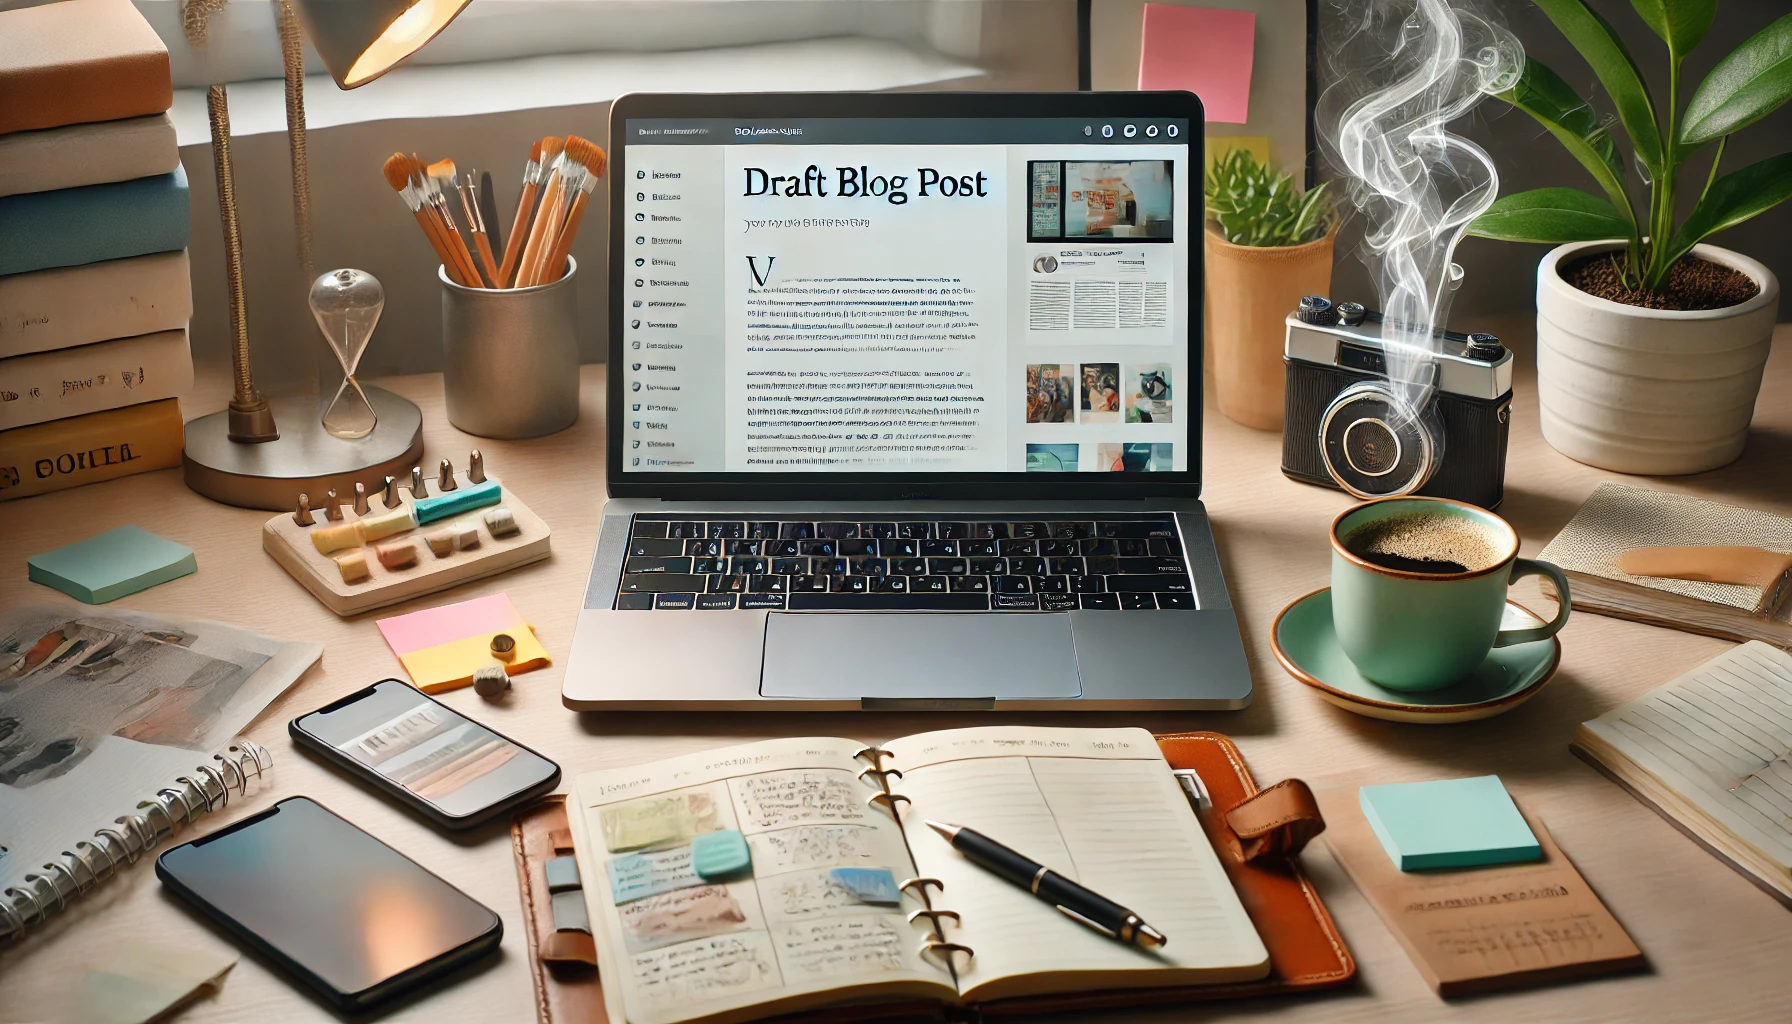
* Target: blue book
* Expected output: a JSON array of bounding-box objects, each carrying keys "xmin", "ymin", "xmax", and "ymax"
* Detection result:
[
  {"xmin": 1359, "ymin": 776, "xmax": 1542, "ymax": 871},
  {"xmin": 0, "ymin": 166, "xmax": 190, "ymax": 276}
]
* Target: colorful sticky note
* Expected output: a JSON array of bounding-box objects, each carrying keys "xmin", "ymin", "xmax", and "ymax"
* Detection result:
[
  {"xmin": 607, "ymin": 846, "xmax": 701, "ymax": 903},
  {"xmin": 1205, "ymin": 134, "xmax": 1270, "ymax": 170},
  {"xmin": 376, "ymin": 592, "xmax": 548, "ymax": 693},
  {"xmin": 1139, "ymin": 4, "xmax": 1257, "ymax": 124},
  {"xmin": 830, "ymin": 867, "xmax": 901, "ymax": 906},
  {"xmin": 1359, "ymin": 776, "xmax": 1542, "ymax": 871},
  {"xmin": 27, "ymin": 525, "xmax": 196, "ymax": 604},
  {"xmin": 691, "ymin": 829, "xmax": 751, "ymax": 880}
]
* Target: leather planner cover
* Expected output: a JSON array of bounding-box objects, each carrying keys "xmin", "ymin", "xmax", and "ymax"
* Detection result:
[{"xmin": 509, "ymin": 732, "xmax": 1355, "ymax": 1024}]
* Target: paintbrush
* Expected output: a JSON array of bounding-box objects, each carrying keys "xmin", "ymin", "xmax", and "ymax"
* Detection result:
[
  {"xmin": 478, "ymin": 169, "xmax": 503, "ymax": 268},
  {"xmin": 541, "ymin": 137, "xmax": 607, "ymax": 285},
  {"xmin": 426, "ymin": 158, "xmax": 488, "ymax": 287},
  {"xmin": 515, "ymin": 136, "xmax": 570, "ymax": 288},
  {"xmin": 383, "ymin": 152, "xmax": 467, "ymax": 285},
  {"xmin": 460, "ymin": 170, "xmax": 502, "ymax": 287},
  {"xmin": 499, "ymin": 137, "xmax": 554, "ymax": 287},
  {"xmin": 521, "ymin": 136, "xmax": 602, "ymax": 286}
]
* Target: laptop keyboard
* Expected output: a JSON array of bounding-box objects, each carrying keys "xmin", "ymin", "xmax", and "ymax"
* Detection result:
[{"xmin": 614, "ymin": 514, "xmax": 1195, "ymax": 611}]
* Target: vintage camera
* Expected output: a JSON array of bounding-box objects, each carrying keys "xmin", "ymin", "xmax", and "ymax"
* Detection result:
[{"xmin": 1280, "ymin": 295, "xmax": 1512, "ymax": 509}]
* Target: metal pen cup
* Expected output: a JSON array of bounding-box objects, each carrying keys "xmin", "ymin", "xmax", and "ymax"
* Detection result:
[{"xmin": 441, "ymin": 256, "xmax": 580, "ymax": 439}]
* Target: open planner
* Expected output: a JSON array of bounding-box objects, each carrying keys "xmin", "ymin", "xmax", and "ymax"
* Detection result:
[{"xmin": 565, "ymin": 727, "xmax": 1270, "ymax": 1024}]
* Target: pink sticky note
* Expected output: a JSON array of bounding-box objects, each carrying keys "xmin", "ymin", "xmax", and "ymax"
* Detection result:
[
  {"xmin": 1139, "ymin": 4, "xmax": 1256, "ymax": 124},
  {"xmin": 377, "ymin": 592, "xmax": 525, "ymax": 656}
]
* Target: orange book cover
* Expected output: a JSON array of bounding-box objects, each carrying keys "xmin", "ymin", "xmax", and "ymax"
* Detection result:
[
  {"xmin": 0, "ymin": 0, "xmax": 172, "ymax": 135},
  {"xmin": 0, "ymin": 398, "xmax": 183, "ymax": 501}
]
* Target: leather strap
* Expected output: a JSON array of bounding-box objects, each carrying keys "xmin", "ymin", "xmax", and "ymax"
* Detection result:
[{"xmin": 1225, "ymin": 778, "xmax": 1325, "ymax": 862}]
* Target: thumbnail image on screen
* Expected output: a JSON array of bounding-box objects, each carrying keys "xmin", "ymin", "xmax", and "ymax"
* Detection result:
[{"xmin": 1028, "ymin": 160, "xmax": 1174, "ymax": 242}]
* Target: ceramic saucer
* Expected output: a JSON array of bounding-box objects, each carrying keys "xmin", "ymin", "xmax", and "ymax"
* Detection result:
[{"xmin": 1271, "ymin": 588, "xmax": 1561, "ymax": 724}]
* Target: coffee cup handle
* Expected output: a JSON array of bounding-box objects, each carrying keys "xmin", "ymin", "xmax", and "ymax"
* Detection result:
[{"xmin": 1494, "ymin": 558, "xmax": 1571, "ymax": 648}]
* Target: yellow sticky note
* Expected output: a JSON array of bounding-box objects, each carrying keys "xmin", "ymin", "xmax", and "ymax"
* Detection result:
[
  {"xmin": 377, "ymin": 593, "xmax": 550, "ymax": 693},
  {"xmin": 1206, "ymin": 135, "xmax": 1270, "ymax": 170}
]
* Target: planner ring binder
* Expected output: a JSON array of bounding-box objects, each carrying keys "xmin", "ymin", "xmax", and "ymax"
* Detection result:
[
  {"xmin": 0, "ymin": 739, "xmax": 271, "ymax": 941},
  {"xmin": 854, "ymin": 746, "xmax": 974, "ymax": 979}
]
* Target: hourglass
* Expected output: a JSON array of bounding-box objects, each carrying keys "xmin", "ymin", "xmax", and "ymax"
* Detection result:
[{"xmin": 310, "ymin": 268, "xmax": 383, "ymax": 439}]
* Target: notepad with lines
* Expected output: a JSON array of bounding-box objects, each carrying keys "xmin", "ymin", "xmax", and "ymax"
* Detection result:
[
  {"xmin": 1573, "ymin": 641, "xmax": 1792, "ymax": 905},
  {"xmin": 567, "ymin": 727, "xmax": 1269, "ymax": 1024}
]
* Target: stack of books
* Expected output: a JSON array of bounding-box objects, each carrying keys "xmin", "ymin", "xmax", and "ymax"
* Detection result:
[{"xmin": 0, "ymin": 0, "xmax": 192, "ymax": 501}]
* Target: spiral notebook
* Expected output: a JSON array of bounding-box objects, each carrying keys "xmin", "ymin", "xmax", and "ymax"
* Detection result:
[
  {"xmin": 0, "ymin": 740, "xmax": 272, "ymax": 940},
  {"xmin": 566, "ymin": 727, "xmax": 1272, "ymax": 1024},
  {"xmin": 0, "ymin": 605, "xmax": 321, "ymax": 940}
]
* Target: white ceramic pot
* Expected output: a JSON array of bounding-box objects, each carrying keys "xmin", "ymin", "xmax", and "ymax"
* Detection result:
[{"xmin": 1535, "ymin": 240, "xmax": 1779, "ymax": 474}]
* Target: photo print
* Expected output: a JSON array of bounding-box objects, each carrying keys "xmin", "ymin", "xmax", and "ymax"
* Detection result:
[
  {"xmin": 1025, "ymin": 443, "xmax": 1080, "ymax": 472},
  {"xmin": 1025, "ymin": 364, "xmax": 1074, "ymax": 423},
  {"xmin": 1079, "ymin": 363, "xmax": 1121, "ymax": 423},
  {"xmin": 1027, "ymin": 160, "xmax": 1174, "ymax": 241},
  {"xmin": 1096, "ymin": 442, "xmax": 1173, "ymax": 472},
  {"xmin": 1125, "ymin": 363, "xmax": 1173, "ymax": 423}
]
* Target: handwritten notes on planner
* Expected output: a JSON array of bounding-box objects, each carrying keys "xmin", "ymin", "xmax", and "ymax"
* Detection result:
[{"xmin": 577, "ymin": 743, "xmax": 942, "ymax": 1024}]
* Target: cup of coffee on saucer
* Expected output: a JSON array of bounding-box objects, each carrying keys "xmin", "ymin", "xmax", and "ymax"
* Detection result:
[{"xmin": 1329, "ymin": 497, "xmax": 1570, "ymax": 691}]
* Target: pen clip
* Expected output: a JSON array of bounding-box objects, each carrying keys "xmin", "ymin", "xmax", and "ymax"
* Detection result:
[{"xmin": 1056, "ymin": 904, "xmax": 1118, "ymax": 939}]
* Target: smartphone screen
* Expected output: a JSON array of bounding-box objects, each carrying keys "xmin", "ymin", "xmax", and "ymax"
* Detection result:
[
  {"xmin": 157, "ymin": 797, "xmax": 499, "ymax": 1005},
  {"xmin": 297, "ymin": 680, "xmax": 558, "ymax": 820}
]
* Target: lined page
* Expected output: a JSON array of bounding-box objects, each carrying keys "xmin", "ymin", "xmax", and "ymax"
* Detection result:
[
  {"xmin": 1581, "ymin": 641, "xmax": 1792, "ymax": 875},
  {"xmin": 571, "ymin": 738, "xmax": 954, "ymax": 1024},
  {"xmin": 886, "ymin": 727, "xmax": 1268, "ymax": 1002}
]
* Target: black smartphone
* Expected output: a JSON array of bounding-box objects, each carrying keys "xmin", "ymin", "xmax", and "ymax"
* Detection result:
[
  {"xmin": 290, "ymin": 679, "xmax": 560, "ymax": 830},
  {"xmin": 155, "ymin": 796, "xmax": 501, "ymax": 1012}
]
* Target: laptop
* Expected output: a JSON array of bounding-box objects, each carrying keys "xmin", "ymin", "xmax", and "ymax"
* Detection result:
[{"xmin": 563, "ymin": 90, "xmax": 1252, "ymax": 711}]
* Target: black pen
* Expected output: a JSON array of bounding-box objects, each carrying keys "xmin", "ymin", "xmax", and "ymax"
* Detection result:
[{"xmin": 925, "ymin": 820, "xmax": 1166, "ymax": 949}]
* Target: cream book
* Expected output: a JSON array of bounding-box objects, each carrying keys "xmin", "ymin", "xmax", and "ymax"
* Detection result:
[
  {"xmin": 568, "ymin": 727, "xmax": 1269, "ymax": 1024},
  {"xmin": 1573, "ymin": 641, "xmax": 1792, "ymax": 906},
  {"xmin": 1538, "ymin": 483, "xmax": 1792, "ymax": 646},
  {"xmin": 0, "ymin": 250, "xmax": 192, "ymax": 359},
  {"xmin": 0, "ymin": 327, "xmax": 191, "ymax": 430},
  {"xmin": 0, "ymin": 112, "xmax": 179, "ymax": 198}
]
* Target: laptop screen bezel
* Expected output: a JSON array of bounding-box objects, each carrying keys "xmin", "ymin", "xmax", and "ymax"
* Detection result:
[{"xmin": 606, "ymin": 90, "xmax": 1206, "ymax": 501}]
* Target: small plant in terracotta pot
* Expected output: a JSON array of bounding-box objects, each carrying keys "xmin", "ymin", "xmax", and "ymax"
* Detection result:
[
  {"xmin": 1468, "ymin": 1, "xmax": 1790, "ymax": 474},
  {"xmin": 1204, "ymin": 148, "xmax": 1336, "ymax": 430}
]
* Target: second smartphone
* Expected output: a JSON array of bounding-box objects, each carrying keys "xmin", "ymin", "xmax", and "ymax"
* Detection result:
[{"xmin": 291, "ymin": 679, "xmax": 560, "ymax": 829}]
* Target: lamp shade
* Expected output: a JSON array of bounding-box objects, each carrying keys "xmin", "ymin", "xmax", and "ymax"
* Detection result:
[{"xmin": 291, "ymin": 0, "xmax": 473, "ymax": 89}]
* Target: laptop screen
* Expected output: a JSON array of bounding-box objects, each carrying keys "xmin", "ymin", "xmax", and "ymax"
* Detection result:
[{"xmin": 612, "ymin": 99, "xmax": 1198, "ymax": 486}]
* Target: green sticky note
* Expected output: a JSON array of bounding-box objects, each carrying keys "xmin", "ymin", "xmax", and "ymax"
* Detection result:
[
  {"xmin": 27, "ymin": 526, "xmax": 196, "ymax": 604},
  {"xmin": 1359, "ymin": 775, "xmax": 1541, "ymax": 872},
  {"xmin": 690, "ymin": 829, "xmax": 750, "ymax": 880}
]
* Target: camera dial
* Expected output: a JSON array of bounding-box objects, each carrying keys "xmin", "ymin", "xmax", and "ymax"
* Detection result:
[
  {"xmin": 1336, "ymin": 301, "xmax": 1367, "ymax": 326},
  {"xmin": 1318, "ymin": 381, "xmax": 1443, "ymax": 499},
  {"xmin": 1296, "ymin": 295, "xmax": 1338, "ymax": 326}
]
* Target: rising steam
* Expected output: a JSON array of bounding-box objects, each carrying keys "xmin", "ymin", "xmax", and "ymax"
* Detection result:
[{"xmin": 1318, "ymin": 0, "xmax": 1522, "ymax": 404}]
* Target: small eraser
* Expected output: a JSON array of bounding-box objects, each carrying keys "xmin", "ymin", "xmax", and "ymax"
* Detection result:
[
  {"xmin": 426, "ymin": 530, "xmax": 456, "ymax": 557},
  {"xmin": 358, "ymin": 506, "xmax": 418, "ymax": 542},
  {"xmin": 691, "ymin": 829, "xmax": 751, "ymax": 880},
  {"xmin": 484, "ymin": 506, "xmax": 519, "ymax": 538},
  {"xmin": 550, "ymin": 890, "xmax": 591, "ymax": 934},
  {"xmin": 310, "ymin": 522, "xmax": 362, "ymax": 555},
  {"xmin": 545, "ymin": 855, "xmax": 582, "ymax": 893},
  {"xmin": 453, "ymin": 524, "xmax": 481, "ymax": 550},
  {"xmin": 375, "ymin": 538, "xmax": 419, "ymax": 570},
  {"xmin": 831, "ymin": 867, "xmax": 901, "ymax": 906},
  {"xmin": 334, "ymin": 549, "xmax": 371, "ymax": 583}
]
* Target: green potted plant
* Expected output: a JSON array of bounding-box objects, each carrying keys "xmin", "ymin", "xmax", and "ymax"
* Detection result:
[
  {"xmin": 1204, "ymin": 147, "xmax": 1335, "ymax": 430},
  {"xmin": 1468, "ymin": 2, "xmax": 1789, "ymax": 474}
]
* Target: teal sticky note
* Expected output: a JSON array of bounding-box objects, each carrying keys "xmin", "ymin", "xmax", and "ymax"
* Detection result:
[
  {"xmin": 27, "ymin": 526, "xmax": 196, "ymax": 604},
  {"xmin": 690, "ymin": 829, "xmax": 750, "ymax": 880},
  {"xmin": 1359, "ymin": 776, "xmax": 1541, "ymax": 872},
  {"xmin": 830, "ymin": 867, "xmax": 901, "ymax": 906}
]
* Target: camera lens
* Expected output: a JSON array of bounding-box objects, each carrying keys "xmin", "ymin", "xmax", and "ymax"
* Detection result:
[{"xmin": 1318, "ymin": 382, "xmax": 1440, "ymax": 499}]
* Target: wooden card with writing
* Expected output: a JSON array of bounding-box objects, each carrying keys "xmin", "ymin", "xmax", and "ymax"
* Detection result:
[{"xmin": 1315, "ymin": 785, "xmax": 1645, "ymax": 997}]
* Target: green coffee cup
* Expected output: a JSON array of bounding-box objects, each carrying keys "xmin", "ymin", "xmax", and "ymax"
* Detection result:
[{"xmin": 1329, "ymin": 497, "xmax": 1570, "ymax": 691}]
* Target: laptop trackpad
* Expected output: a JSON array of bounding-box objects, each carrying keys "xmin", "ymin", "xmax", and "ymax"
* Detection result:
[{"xmin": 760, "ymin": 614, "xmax": 1082, "ymax": 700}]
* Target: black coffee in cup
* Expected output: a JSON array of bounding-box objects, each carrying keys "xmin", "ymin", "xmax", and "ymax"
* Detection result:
[{"xmin": 1343, "ymin": 512, "xmax": 1505, "ymax": 575}]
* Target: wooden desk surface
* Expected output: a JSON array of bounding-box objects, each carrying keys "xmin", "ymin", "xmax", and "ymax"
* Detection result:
[{"xmin": 4, "ymin": 322, "xmax": 1791, "ymax": 1022}]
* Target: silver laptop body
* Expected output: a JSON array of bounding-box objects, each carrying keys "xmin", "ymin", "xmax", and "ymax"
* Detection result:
[{"xmin": 563, "ymin": 91, "xmax": 1253, "ymax": 711}]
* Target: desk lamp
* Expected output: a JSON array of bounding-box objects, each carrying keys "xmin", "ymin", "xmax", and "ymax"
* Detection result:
[{"xmin": 181, "ymin": 0, "xmax": 472, "ymax": 509}]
